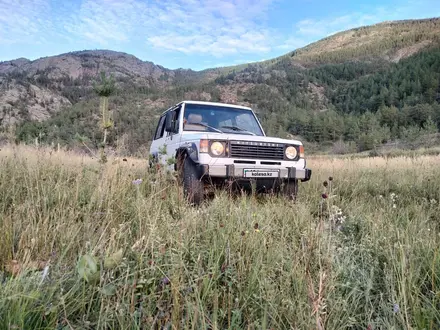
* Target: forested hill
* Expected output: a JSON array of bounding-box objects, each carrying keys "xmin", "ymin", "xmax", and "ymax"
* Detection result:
[{"xmin": 2, "ymin": 17, "xmax": 440, "ymax": 155}]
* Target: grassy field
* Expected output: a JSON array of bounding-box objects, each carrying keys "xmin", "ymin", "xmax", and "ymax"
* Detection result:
[{"xmin": 0, "ymin": 145, "xmax": 439, "ymax": 330}]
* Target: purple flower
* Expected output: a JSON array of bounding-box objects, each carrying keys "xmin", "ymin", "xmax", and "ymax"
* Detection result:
[
  {"xmin": 161, "ymin": 277, "xmax": 170, "ymax": 285},
  {"xmin": 132, "ymin": 178, "xmax": 143, "ymax": 185},
  {"xmin": 393, "ymin": 303, "xmax": 399, "ymax": 313}
]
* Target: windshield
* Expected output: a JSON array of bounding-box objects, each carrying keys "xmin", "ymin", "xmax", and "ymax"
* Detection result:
[{"xmin": 182, "ymin": 104, "xmax": 264, "ymax": 136}]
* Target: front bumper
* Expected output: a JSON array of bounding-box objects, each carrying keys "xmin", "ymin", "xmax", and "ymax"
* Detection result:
[{"xmin": 199, "ymin": 164, "xmax": 312, "ymax": 182}]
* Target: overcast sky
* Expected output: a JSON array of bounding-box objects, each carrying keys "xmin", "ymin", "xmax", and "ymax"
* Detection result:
[{"xmin": 1, "ymin": 0, "xmax": 439, "ymax": 70}]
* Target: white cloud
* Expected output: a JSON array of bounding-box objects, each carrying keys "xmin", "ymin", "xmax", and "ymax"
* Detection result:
[
  {"xmin": 62, "ymin": 0, "xmax": 276, "ymax": 56},
  {"xmin": 0, "ymin": 0, "xmax": 52, "ymax": 44},
  {"xmin": 295, "ymin": 10, "xmax": 386, "ymax": 39},
  {"xmin": 277, "ymin": 36, "xmax": 308, "ymax": 51},
  {"xmin": 64, "ymin": 0, "xmax": 149, "ymax": 45},
  {"xmin": 1, "ymin": 0, "xmax": 439, "ymax": 68},
  {"xmin": 146, "ymin": 0, "xmax": 276, "ymax": 56}
]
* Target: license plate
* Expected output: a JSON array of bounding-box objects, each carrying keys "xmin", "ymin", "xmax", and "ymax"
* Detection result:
[{"xmin": 243, "ymin": 169, "xmax": 279, "ymax": 178}]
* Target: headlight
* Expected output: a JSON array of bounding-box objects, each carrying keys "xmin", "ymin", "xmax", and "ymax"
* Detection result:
[
  {"xmin": 285, "ymin": 146, "xmax": 298, "ymax": 160},
  {"xmin": 210, "ymin": 141, "xmax": 225, "ymax": 156}
]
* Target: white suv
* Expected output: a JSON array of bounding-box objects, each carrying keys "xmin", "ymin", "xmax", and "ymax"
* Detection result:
[{"xmin": 149, "ymin": 100, "xmax": 311, "ymax": 205}]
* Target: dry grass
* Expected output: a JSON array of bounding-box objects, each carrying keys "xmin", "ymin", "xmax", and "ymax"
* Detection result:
[
  {"xmin": 0, "ymin": 145, "xmax": 439, "ymax": 329},
  {"xmin": 310, "ymin": 153, "xmax": 440, "ymax": 170}
]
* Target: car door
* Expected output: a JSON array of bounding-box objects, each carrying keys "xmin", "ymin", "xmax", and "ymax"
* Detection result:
[{"xmin": 149, "ymin": 113, "xmax": 167, "ymax": 167}]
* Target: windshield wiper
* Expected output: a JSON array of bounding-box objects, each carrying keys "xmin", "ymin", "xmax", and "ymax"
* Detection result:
[
  {"xmin": 187, "ymin": 122, "xmax": 223, "ymax": 133},
  {"xmin": 219, "ymin": 125, "xmax": 256, "ymax": 135}
]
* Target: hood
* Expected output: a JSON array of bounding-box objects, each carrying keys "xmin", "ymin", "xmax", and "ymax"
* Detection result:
[{"xmin": 181, "ymin": 131, "xmax": 303, "ymax": 146}]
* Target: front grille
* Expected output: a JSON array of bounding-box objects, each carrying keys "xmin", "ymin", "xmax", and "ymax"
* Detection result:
[{"xmin": 229, "ymin": 140, "xmax": 285, "ymax": 160}]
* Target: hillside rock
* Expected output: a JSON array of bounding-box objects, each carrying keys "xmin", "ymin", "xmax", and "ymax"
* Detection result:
[
  {"xmin": 0, "ymin": 58, "xmax": 31, "ymax": 75},
  {"xmin": 0, "ymin": 50, "xmax": 180, "ymax": 126},
  {"xmin": 0, "ymin": 50, "xmax": 173, "ymax": 83},
  {"xmin": 0, "ymin": 80, "xmax": 71, "ymax": 126}
]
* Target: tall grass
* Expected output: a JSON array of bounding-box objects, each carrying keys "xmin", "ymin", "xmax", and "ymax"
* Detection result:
[{"xmin": 0, "ymin": 145, "xmax": 439, "ymax": 329}]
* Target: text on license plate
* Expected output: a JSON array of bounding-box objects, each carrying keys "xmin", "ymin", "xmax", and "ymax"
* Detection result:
[{"xmin": 243, "ymin": 169, "xmax": 279, "ymax": 178}]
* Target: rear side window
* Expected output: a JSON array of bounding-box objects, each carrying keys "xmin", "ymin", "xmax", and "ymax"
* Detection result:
[{"xmin": 154, "ymin": 115, "xmax": 166, "ymax": 140}]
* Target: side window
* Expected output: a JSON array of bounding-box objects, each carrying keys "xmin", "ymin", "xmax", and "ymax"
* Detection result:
[{"xmin": 154, "ymin": 115, "xmax": 166, "ymax": 140}]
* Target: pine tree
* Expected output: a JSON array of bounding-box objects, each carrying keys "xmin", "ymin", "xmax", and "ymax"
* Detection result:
[
  {"xmin": 93, "ymin": 71, "xmax": 116, "ymax": 163},
  {"xmin": 422, "ymin": 116, "xmax": 438, "ymax": 134}
]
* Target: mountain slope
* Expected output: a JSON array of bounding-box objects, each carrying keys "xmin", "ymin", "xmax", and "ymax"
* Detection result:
[
  {"xmin": 0, "ymin": 50, "xmax": 174, "ymax": 81},
  {"xmin": 205, "ymin": 17, "xmax": 440, "ymax": 75},
  {"xmin": 290, "ymin": 17, "xmax": 440, "ymax": 64},
  {"xmin": 0, "ymin": 50, "xmax": 195, "ymax": 126},
  {"xmin": 1, "ymin": 17, "xmax": 440, "ymax": 153}
]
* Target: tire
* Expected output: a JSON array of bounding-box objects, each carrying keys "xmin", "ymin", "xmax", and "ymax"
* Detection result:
[
  {"xmin": 182, "ymin": 156, "xmax": 204, "ymax": 206},
  {"xmin": 281, "ymin": 179, "xmax": 298, "ymax": 201}
]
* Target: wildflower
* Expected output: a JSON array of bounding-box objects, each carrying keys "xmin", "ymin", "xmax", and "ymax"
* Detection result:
[
  {"xmin": 329, "ymin": 205, "xmax": 346, "ymax": 227},
  {"xmin": 254, "ymin": 223, "xmax": 259, "ymax": 230},
  {"xmin": 321, "ymin": 193, "xmax": 328, "ymax": 199},
  {"xmin": 241, "ymin": 231, "xmax": 246, "ymax": 236},
  {"xmin": 132, "ymin": 178, "xmax": 143, "ymax": 185},
  {"xmin": 131, "ymin": 236, "xmax": 146, "ymax": 252},
  {"xmin": 328, "ymin": 176, "xmax": 333, "ymax": 181},
  {"xmin": 393, "ymin": 204, "xmax": 397, "ymax": 209},
  {"xmin": 161, "ymin": 277, "xmax": 170, "ymax": 286},
  {"xmin": 323, "ymin": 181, "xmax": 328, "ymax": 187},
  {"xmin": 393, "ymin": 303, "xmax": 400, "ymax": 313}
]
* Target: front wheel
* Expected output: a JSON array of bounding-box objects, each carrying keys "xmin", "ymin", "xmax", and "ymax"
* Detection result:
[
  {"xmin": 182, "ymin": 156, "xmax": 204, "ymax": 206},
  {"xmin": 281, "ymin": 180, "xmax": 298, "ymax": 201}
]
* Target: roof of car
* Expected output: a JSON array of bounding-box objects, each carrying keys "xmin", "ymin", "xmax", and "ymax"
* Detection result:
[{"xmin": 161, "ymin": 100, "xmax": 253, "ymax": 115}]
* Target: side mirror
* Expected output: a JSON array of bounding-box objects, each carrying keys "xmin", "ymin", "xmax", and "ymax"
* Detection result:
[{"xmin": 165, "ymin": 111, "xmax": 175, "ymax": 133}]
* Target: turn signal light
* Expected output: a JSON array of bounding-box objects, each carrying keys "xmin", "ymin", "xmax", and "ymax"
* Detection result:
[
  {"xmin": 200, "ymin": 139, "xmax": 209, "ymax": 153},
  {"xmin": 299, "ymin": 145, "xmax": 305, "ymax": 158}
]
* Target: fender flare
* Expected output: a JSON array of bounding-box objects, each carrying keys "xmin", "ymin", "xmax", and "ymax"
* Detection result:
[{"xmin": 174, "ymin": 142, "xmax": 199, "ymax": 171}]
